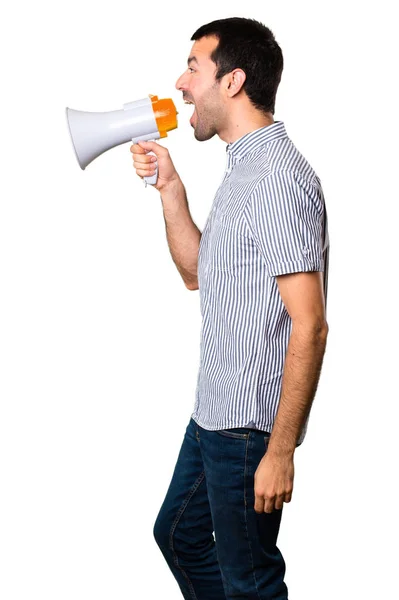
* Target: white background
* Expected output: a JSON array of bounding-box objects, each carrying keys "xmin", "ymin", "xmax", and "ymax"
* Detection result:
[{"xmin": 0, "ymin": 1, "xmax": 397, "ymax": 598}]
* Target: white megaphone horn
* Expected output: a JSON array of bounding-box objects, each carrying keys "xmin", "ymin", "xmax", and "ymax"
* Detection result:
[{"xmin": 65, "ymin": 94, "xmax": 178, "ymax": 185}]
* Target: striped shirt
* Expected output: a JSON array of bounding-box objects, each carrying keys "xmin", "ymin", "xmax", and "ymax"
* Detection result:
[{"xmin": 191, "ymin": 121, "xmax": 329, "ymax": 446}]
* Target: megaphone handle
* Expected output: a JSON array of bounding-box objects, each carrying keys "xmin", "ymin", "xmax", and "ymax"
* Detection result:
[
  {"xmin": 144, "ymin": 149, "xmax": 158, "ymax": 187},
  {"xmin": 131, "ymin": 134, "xmax": 160, "ymax": 187}
]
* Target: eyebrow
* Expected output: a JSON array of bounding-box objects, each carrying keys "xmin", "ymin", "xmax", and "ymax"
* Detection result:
[{"xmin": 187, "ymin": 56, "xmax": 199, "ymax": 66}]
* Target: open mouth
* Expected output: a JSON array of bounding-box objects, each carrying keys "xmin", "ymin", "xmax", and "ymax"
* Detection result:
[{"xmin": 184, "ymin": 99, "xmax": 196, "ymax": 126}]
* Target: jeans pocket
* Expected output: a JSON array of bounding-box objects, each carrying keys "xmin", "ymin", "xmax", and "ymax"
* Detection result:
[{"xmin": 216, "ymin": 428, "xmax": 250, "ymax": 440}]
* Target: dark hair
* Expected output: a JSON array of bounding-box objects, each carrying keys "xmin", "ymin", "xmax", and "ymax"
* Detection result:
[{"xmin": 191, "ymin": 17, "xmax": 283, "ymax": 115}]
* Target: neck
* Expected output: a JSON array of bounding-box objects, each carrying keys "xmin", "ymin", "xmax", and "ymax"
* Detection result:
[{"xmin": 218, "ymin": 102, "xmax": 275, "ymax": 144}]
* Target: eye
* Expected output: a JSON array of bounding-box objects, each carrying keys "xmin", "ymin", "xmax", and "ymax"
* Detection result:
[{"xmin": 188, "ymin": 67, "xmax": 195, "ymax": 73}]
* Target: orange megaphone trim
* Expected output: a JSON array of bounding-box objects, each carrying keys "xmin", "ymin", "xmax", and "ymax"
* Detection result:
[{"xmin": 150, "ymin": 95, "xmax": 178, "ymax": 139}]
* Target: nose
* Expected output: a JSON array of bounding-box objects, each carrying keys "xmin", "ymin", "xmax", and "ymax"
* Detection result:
[{"xmin": 175, "ymin": 70, "xmax": 188, "ymax": 91}]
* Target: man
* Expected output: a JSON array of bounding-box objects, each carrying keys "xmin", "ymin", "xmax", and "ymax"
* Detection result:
[{"xmin": 131, "ymin": 17, "xmax": 329, "ymax": 600}]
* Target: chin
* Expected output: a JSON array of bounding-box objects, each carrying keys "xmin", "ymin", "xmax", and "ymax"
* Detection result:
[{"xmin": 194, "ymin": 127, "xmax": 216, "ymax": 142}]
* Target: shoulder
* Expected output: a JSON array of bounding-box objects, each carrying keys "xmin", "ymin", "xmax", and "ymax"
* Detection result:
[
  {"xmin": 244, "ymin": 136, "xmax": 319, "ymax": 186},
  {"xmin": 248, "ymin": 165, "xmax": 325, "ymax": 224}
]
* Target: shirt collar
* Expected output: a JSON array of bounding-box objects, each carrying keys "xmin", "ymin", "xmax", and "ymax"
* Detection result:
[{"xmin": 226, "ymin": 121, "xmax": 288, "ymax": 161}]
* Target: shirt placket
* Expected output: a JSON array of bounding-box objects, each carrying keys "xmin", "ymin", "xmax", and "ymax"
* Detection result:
[
  {"xmin": 201, "ymin": 149, "xmax": 238, "ymax": 279},
  {"xmin": 212, "ymin": 150, "xmax": 235, "ymax": 217}
]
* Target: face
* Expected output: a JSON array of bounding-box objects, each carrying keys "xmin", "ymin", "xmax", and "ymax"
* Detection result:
[{"xmin": 175, "ymin": 36, "xmax": 226, "ymax": 141}]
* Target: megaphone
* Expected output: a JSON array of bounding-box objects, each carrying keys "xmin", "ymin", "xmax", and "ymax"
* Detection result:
[{"xmin": 65, "ymin": 94, "xmax": 178, "ymax": 185}]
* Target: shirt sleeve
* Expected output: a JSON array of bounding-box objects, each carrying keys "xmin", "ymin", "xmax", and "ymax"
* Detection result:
[{"xmin": 248, "ymin": 169, "xmax": 326, "ymax": 277}]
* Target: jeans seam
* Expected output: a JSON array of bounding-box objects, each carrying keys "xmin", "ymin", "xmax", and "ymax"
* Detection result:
[
  {"xmin": 169, "ymin": 469, "xmax": 206, "ymax": 600},
  {"xmin": 244, "ymin": 433, "xmax": 262, "ymax": 600}
]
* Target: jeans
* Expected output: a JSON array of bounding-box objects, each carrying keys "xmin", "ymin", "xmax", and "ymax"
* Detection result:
[{"xmin": 153, "ymin": 417, "xmax": 288, "ymax": 599}]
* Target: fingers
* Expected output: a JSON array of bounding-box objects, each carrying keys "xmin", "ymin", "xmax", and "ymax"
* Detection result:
[
  {"xmin": 254, "ymin": 495, "xmax": 264, "ymax": 514},
  {"xmin": 134, "ymin": 160, "xmax": 157, "ymax": 179},
  {"xmin": 254, "ymin": 491, "xmax": 292, "ymax": 513},
  {"xmin": 129, "ymin": 143, "xmax": 147, "ymax": 155},
  {"xmin": 129, "ymin": 140, "xmax": 177, "ymax": 187},
  {"xmin": 129, "ymin": 140, "xmax": 167, "ymax": 158},
  {"xmin": 137, "ymin": 140, "xmax": 167, "ymax": 157},
  {"xmin": 132, "ymin": 154, "xmax": 157, "ymax": 168},
  {"xmin": 130, "ymin": 144, "xmax": 156, "ymax": 162},
  {"xmin": 130, "ymin": 143, "xmax": 157, "ymax": 179},
  {"xmin": 274, "ymin": 493, "xmax": 285, "ymax": 511},
  {"xmin": 254, "ymin": 489, "xmax": 275, "ymax": 514},
  {"xmin": 263, "ymin": 497, "xmax": 276, "ymax": 514},
  {"xmin": 284, "ymin": 491, "xmax": 292, "ymax": 504}
]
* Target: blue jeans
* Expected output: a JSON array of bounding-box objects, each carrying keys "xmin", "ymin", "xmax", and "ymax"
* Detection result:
[{"xmin": 153, "ymin": 417, "xmax": 288, "ymax": 599}]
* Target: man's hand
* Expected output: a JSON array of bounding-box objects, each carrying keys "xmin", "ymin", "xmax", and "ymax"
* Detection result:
[
  {"xmin": 130, "ymin": 141, "xmax": 180, "ymax": 191},
  {"xmin": 254, "ymin": 451, "xmax": 294, "ymax": 514}
]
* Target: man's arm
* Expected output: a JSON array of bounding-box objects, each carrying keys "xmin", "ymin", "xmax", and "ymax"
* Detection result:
[
  {"xmin": 254, "ymin": 270, "xmax": 328, "ymax": 513},
  {"xmin": 268, "ymin": 270, "xmax": 328, "ymax": 456},
  {"xmin": 130, "ymin": 141, "xmax": 200, "ymax": 290},
  {"xmin": 160, "ymin": 178, "xmax": 201, "ymax": 290}
]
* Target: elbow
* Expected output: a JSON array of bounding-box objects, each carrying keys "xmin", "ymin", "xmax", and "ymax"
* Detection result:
[
  {"xmin": 316, "ymin": 320, "xmax": 329, "ymax": 350},
  {"xmin": 314, "ymin": 319, "xmax": 329, "ymax": 341},
  {"xmin": 292, "ymin": 317, "xmax": 329, "ymax": 341},
  {"xmin": 185, "ymin": 278, "xmax": 199, "ymax": 291},
  {"xmin": 324, "ymin": 320, "xmax": 329, "ymax": 337},
  {"xmin": 320, "ymin": 319, "xmax": 329, "ymax": 339}
]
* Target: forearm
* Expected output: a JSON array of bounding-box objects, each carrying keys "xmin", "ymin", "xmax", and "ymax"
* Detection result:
[
  {"xmin": 160, "ymin": 177, "xmax": 201, "ymax": 289},
  {"xmin": 268, "ymin": 322, "xmax": 328, "ymax": 457}
]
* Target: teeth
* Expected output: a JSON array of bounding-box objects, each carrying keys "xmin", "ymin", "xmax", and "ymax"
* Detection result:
[{"xmin": 184, "ymin": 100, "xmax": 194, "ymax": 105}]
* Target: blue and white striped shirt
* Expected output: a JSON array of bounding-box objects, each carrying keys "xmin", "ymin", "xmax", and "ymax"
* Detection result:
[{"xmin": 191, "ymin": 121, "xmax": 329, "ymax": 446}]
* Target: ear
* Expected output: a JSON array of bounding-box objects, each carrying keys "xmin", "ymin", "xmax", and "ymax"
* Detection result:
[{"xmin": 225, "ymin": 69, "xmax": 246, "ymax": 97}]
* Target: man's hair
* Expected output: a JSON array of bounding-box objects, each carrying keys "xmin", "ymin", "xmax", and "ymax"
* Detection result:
[{"xmin": 191, "ymin": 17, "xmax": 283, "ymax": 115}]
